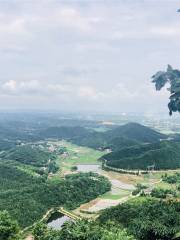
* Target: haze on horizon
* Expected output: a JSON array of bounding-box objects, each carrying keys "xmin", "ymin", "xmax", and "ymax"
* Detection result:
[{"xmin": 0, "ymin": 0, "xmax": 180, "ymax": 114}]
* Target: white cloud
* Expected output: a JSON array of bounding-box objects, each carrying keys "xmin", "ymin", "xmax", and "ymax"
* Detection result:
[
  {"xmin": 0, "ymin": 80, "xmax": 97, "ymax": 98},
  {"xmin": 0, "ymin": 16, "xmax": 26, "ymax": 35},
  {"xmin": 47, "ymin": 83, "xmax": 72, "ymax": 94},
  {"xmin": 56, "ymin": 8, "xmax": 92, "ymax": 32},
  {"xmin": 1, "ymin": 80, "xmax": 40, "ymax": 95},
  {"xmin": 0, "ymin": 1, "xmax": 179, "ymax": 112},
  {"xmin": 150, "ymin": 25, "xmax": 180, "ymax": 37},
  {"xmin": 2, "ymin": 80, "xmax": 17, "ymax": 91},
  {"xmin": 78, "ymin": 86, "xmax": 97, "ymax": 98}
]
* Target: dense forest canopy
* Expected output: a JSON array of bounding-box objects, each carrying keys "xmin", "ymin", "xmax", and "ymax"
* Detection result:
[
  {"xmin": 104, "ymin": 141, "xmax": 180, "ymax": 170},
  {"xmin": 99, "ymin": 197, "xmax": 180, "ymax": 240},
  {"xmin": 0, "ymin": 162, "xmax": 111, "ymax": 228},
  {"xmin": 32, "ymin": 220, "xmax": 136, "ymax": 240},
  {"xmin": 2, "ymin": 145, "xmax": 53, "ymax": 167},
  {"xmin": 0, "ymin": 211, "xmax": 20, "ymax": 240},
  {"xmin": 1, "ymin": 196, "xmax": 179, "ymax": 240}
]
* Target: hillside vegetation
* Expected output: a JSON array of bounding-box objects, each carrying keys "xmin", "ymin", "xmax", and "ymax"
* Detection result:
[
  {"xmin": 104, "ymin": 141, "xmax": 180, "ymax": 170},
  {"xmin": 29, "ymin": 197, "xmax": 180, "ymax": 240},
  {"xmin": 1, "ymin": 122, "xmax": 165, "ymax": 152},
  {"xmin": 105, "ymin": 123, "xmax": 166, "ymax": 143},
  {"xmin": 2, "ymin": 196, "xmax": 179, "ymax": 240},
  {"xmin": 72, "ymin": 122, "xmax": 166, "ymax": 150},
  {"xmin": 2, "ymin": 145, "xmax": 53, "ymax": 167},
  {"xmin": 0, "ymin": 162, "xmax": 111, "ymax": 228},
  {"xmin": 99, "ymin": 197, "xmax": 180, "ymax": 240}
]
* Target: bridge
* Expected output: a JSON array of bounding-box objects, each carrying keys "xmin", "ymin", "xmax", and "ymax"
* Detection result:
[
  {"xmin": 23, "ymin": 207, "xmax": 81, "ymax": 239},
  {"xmin": 41, "ymin": 207, "xmax": 81, "ymax": 222},
  {"xmin": 58, "ymin": 207, "xmax": 81, "ymax": 220}
]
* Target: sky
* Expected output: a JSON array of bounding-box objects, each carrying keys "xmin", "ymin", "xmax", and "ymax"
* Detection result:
[{"xmin": 0, "ymin": 0, "xmax": 180, "ymax": 114}]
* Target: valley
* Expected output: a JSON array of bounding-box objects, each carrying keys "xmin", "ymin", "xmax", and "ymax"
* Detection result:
[
  {"xmin": 0, "ymin": 113, "xmax": 179, "ymax": 240},
  {"xmin": 22, "ymin": 138, "xmax": 180, "ymax": 222},
  {"xmin": 1, "ymin": 2, "xmax": 180, "ymax": 239}
]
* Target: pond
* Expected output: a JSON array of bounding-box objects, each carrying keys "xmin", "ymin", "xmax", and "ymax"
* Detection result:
[
  {"xmin": 47, "ymin": 212, "xmax": 72, "ymax": 230},
  {"xmin": 76, "ymin": 164, "xmax": 101, "ymax": 173}
]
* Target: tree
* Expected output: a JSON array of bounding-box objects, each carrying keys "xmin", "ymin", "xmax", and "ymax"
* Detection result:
[
  {"xmin": 34, "ymin": 220, "xmax": 135, "ymax": 240},
  {"xmin": 152, "ymin": 65, "xmax": 180, "ymax": 115},
  {"xmin": 0, "ymin": 211, "xmax": 20, "ymax": 240},
  {"xmin": 33, "ymin": 222, "xmax": 48, "ymax": 240},
  {"xmin": 99, "ymin": 197, "xmax": 180, "ymax": 240}
]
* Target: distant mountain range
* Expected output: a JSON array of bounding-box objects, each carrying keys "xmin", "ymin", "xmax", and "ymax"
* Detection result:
[
  {"xmin": 39, "ymin": 122, "xmax": 167, "ymax": 151},
  {"xmin": 1, "ymin": 121, "xmax": 170, "ymax": 171}
]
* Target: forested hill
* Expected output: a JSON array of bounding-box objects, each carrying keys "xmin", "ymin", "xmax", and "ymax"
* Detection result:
[
  {"xmin": 98, "ymin": 197, "xmax": 180, "ymax": 240},
  {"xmin": 0, "ymin": 162, "xmax": 111, "ymax": 228},
  {"xmin": 0, "ymin": 121, "xmax": 166, "ymax": 151},
  {"xmin": 2, "ymin": 145, "xmax": 53, "ymax": 167},
  {"xmin": 104, "ymin": 141, "xmax": 180, "ymax": 170},
  {"xmin": 106, "ymin": 122, "xmax": 166, "ymax": 143},
  {"xmin": 71, "ymin": 122, "xmax": 167, "ymax": 150}
]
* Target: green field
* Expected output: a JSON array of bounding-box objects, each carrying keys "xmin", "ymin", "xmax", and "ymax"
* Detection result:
[
  {"xmin": 100, "ymin": 189, "xmax": 130, "ymax": 200},
  {"xmin": 48, "ymin": 140, "xmax": 106, "ymax": 174},
  {"xmin": 48, "ymin": 140, "xmax": 180, "ymax": 200}
]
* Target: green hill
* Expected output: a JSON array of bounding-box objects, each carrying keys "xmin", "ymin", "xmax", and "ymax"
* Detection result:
[
  {"xmin": 106, "ymin": 122, "xmax": 166, "ymax": 143},
  {"xmin": 104, "ymin": 141, "xmax": 180, "ymax": 170},
  {"xmin": 99, "ymin": 197, "xmax": 180, "ymax": 240},
  {"xmin": 3, "ymin": 145, "xmax": 53, "ymax": 167},
  {"xmin": 72, "ymin": 123, "xmax": 166, "ymax": 151},
  {"xmin": 0, "ymin": 162, "xmax": 110, "ymax": 227}
]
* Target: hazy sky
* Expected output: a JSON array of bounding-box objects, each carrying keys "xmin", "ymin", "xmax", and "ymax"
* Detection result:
[{"xmin": 0, "ymin": 0, "xmax": 180, "ymax": 114}]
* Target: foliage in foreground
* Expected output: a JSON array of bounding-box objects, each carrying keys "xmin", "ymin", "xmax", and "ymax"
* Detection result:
[
  {"xmin": 1, "ymin": 196, "xmax": 179, "ymax": 240},
  {"xmin": 0, "ymin": 211, "xmax": 20, "ymax": 240},
  {"xmin": 33, "ymin": 220, "xmax": 135, "ymax": 240},
  {"xmin": 152, "ymin": 65, "xmax": 180, "ymax": 115},
  {"xmin": 151, "ymin": 188, "xmax": 177, "ymax": 199},
  {"xmin": 0, "ymin": 163, "xmax": 111, "ymax": 228},
  {"xmin": 162, "ymin": 172, "xmax": 180, "ymax": 184},
  {"xmin": 32, "ymin": 197, "xmax": 180, "ymax": 240},
  {"xmin": 99, "ymin": 197, "xmax": 180, "ymax": 240}
]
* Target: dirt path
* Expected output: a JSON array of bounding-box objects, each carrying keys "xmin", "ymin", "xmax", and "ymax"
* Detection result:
[
  {"xmin": 25, "ymin": 235, "xmax": 34, "ymax": 240},
  {"xmin": 74, "ymin": 170, "xmax": 164, "ymax": 215},
  {"xmin": 86, "ymin": 195, "xmax": 130, "ymax": 212}
]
